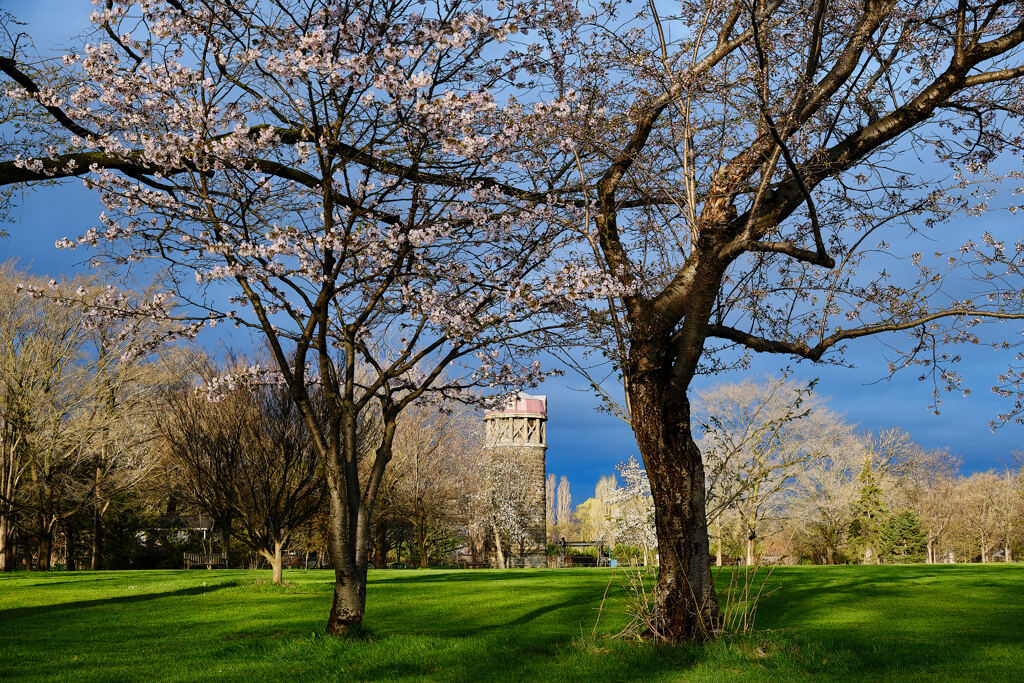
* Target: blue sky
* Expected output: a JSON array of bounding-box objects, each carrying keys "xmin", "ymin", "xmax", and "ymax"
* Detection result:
[{"xmin": 4, "ymin": 0, "xmax": 1023, "ymax": 505}]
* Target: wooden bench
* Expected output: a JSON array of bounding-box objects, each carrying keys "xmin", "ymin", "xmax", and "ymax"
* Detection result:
[{"xmin": 184, "ymin": 552, "xmax": 228, "ymax": 569}]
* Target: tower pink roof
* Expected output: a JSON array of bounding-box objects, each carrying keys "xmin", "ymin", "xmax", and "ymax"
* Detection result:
[{"xmin": 485, "ymin": 392, "xmax": 547, "ymax": 417}]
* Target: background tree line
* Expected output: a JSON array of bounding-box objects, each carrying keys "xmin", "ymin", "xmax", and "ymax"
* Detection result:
[
  {"xmin": 695, "ymin": 376, "xmax": 1023, "ymax": 566},
  {"xmin": 0, "ymin": 262, "xmax": 544, "ymax": 580},
  {"xmin": 548, "ymin": 375, "xmax": 1024, "ymax": 568}
]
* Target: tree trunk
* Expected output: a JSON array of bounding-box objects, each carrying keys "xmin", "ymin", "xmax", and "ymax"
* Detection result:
[
  {"xmin": 926, "ymin": 536, "xmax": 934, "ymax": 564},
  {"xmin": 220, "ymin": 517, "xmax": 231, "ymax": 569},
  {"xmin": 628, "ymin": 371, "xmax": 720, "ymax": 642},
  {"xmin": 714, "ymin": 517, "xmax": 723, "ymax": 567},
  {"xmin": 325, "ymin": 512, "xmax": 367, "ymax": 635},
  {"xmin": 322, "ymin": 389, "xmax": 396, "ymax": 635},
  {"xmin": 0, "ymin": 516, "xmax": 13, "ymax": 572},
  {"xmin": 37, "ymin": 530, "xmax": 52, "ymax": 571},
  {"xmin": 491, "ymin": 519, "xmax": 505, "ymax": 569},
  {"xmin": 324, "ymin": 463, "xmax": 369, "ymax": 635},
  {"xmin": 373, "ymin": 523, "xmax": 387, "ymax": 569},
  {"xmin": 746, "ymin": 532, "xmax": 756, "ymax": 567},
  {"xmin": 417, "ymin": 516, "xmax": 428, "ymax": 569},
  {"xmin": 261, "ymin": 541, "xmax": 285, "ymax": 585},
  {"xmin": 91, "ymin": 502, "xmax": 103, "ymax": 570}
]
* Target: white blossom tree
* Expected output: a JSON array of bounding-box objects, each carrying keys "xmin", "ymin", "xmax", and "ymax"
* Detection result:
[
  {"xmin": 609, "ymin": 455, "xmax": 656, "ymax": 565},
  {"xmin": 485, "ymin": 450, "xmax": 534, "ymax": 568},
  {"xmin": 0, "ymin": 0, "xmax": 608, "ymax": 631}
]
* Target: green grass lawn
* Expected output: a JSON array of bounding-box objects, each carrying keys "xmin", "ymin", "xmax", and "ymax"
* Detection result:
[{"xmin": 1, "ymin": 564, "xmax": 1022, "ymax": 681}]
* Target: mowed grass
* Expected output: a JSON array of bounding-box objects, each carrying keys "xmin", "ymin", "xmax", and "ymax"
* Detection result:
[{"xmin": 1, "ymin": 564, "xmax": 1022, "ymax": 682}]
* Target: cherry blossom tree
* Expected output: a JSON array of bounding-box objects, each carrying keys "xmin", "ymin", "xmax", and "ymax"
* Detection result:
[
  {"xmin": 485, "ymin": 449, "xmax": 534, "ymax": 567},
  {"xmin": 609, "ymin": 455, "xmax": 656, "ymax": 566},
  {"xmin": 514, "ymin": 0, "xmax": 1024, "ymax": 640},
  {"xmin": 0, "ymin": 0, "xmax": 606, "ymax": 631}
]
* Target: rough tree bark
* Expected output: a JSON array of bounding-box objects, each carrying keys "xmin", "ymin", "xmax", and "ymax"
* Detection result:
[
  {"xmin": 325, "ymin": 483, "xmax": 369, "ymax": 634},
  {"xmin": 627, "ymin": 347, "xmax": 721, "ymax": 641}
]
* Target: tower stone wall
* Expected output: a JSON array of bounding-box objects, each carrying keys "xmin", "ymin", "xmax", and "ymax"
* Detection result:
[{"xmin": 484, "ymin": 393, "xmax": 547, "ymax": 567}]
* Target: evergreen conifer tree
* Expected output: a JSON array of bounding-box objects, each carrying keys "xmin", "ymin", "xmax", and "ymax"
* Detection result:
[
  {"xmin": 849, "ymin": 454, "xmax": 887, "ymax": 564},
  {"xmin": 878, "ymin": 510, "xmax": 927, "ymax": 563}
]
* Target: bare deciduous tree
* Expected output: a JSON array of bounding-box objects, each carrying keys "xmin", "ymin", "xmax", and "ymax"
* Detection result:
[
  {"xmin": 388, "ymin": 402, "xmax": 480, "ymax": 568},
  {"xmin": 698, "ymin": 377, "xmax": 847, "ymax": 565}
]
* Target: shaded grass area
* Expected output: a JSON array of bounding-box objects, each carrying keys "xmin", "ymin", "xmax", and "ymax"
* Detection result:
[{"xmin": 1, "ymin": 564, "xmax": 1022, "ymax": 681}]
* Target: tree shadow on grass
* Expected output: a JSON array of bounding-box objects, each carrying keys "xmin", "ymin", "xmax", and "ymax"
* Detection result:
[
  {"xmin": 15, "ymin": 577, "xmax": 123, "ymax": 588},
  {"xmin": 0, "ymin": 581, "xmax": 239, "ymax": 623},
  {"xmin": 369, "ymin": 569, "xmax": 564, "ymax": 585}
]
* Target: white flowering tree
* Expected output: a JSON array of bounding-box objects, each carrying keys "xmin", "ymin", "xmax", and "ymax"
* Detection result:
[
  {"xmin": 485, "ymin": 450, "xmax": 534, "ymax": 567},
  {"xmin": 0, "ymin": 0, "xmax": 609, "ymax": 632},
  {"xmin": 609, "ymin": 456, "xmax": 657, "ymax": 566}
]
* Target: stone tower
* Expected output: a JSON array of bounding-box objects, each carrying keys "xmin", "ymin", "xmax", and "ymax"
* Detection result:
[{"xmin": 484, "ymin": 392, "xmax": 548, "ymax": 567}]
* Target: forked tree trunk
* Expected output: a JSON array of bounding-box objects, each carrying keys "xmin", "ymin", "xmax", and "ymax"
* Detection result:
[
  {"xmin": 746, "ymin": 532, "xmax": 757, "ymax": 567},
  {"xmin": 325, "ymin": 485, "xmax": 369, "ymax": 635},
  {"xmin": 324, "ymin": 409, "xmax": 392, "ymax": 635},
  {"xmin": 628, "ymin": 372, "xmax": 720, "ymax": 643},
  {"xmin": 261, "ymin": 540, "xmax": 285, "ymax": 584}
]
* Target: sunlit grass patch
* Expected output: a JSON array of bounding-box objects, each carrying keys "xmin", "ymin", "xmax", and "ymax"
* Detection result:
[{"xmin": 0, "ymin": 564, "xmax": 1022, "ymax": 681}]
